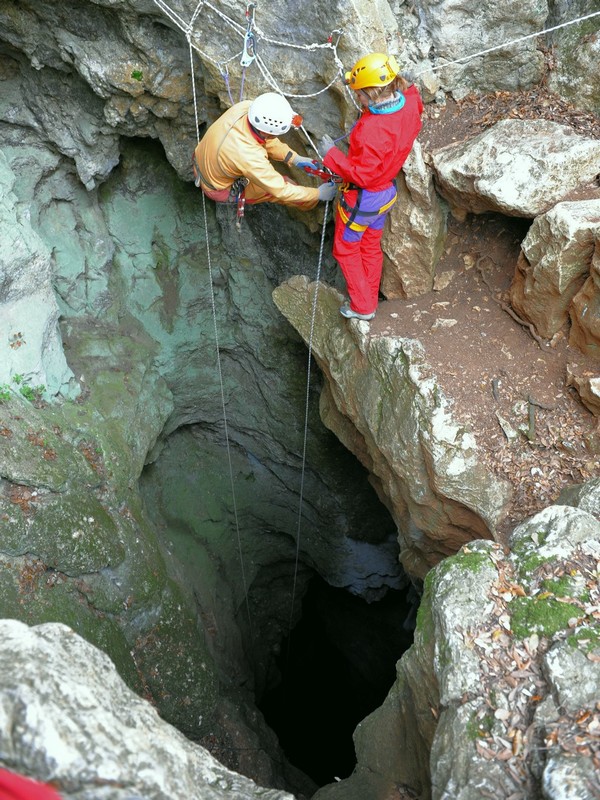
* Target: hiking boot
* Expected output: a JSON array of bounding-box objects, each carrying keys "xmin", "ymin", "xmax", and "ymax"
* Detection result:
[{"xmin": 340, "ymin": 302, "xmax": 375, "ymax": 321}]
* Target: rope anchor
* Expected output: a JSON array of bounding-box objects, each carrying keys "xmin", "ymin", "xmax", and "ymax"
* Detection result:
[{"xmin": 240, "ymin": 2, "xmax": 257, "ymax": 67}]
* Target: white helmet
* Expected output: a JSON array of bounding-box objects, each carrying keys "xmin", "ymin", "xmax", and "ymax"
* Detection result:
[{"xmin": 248, "ymin": 92, "xmax": 296, "ymax": 135}]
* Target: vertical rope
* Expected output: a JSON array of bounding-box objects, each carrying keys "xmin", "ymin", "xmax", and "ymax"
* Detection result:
[
  {"xmin": 201, "ymin": 191, "xmax": 254, "ymax": 641},
  {"xmin": 287, "ymin": 199, "xmax": 330, "ymax": 641}
]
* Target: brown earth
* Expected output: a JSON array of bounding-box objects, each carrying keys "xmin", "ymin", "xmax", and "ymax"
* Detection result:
[{"xmin": 372, "ymin": 88, "xmax": 600, "ymax": 542}]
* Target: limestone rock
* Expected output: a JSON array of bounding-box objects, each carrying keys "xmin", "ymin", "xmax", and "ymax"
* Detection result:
[
  {"xmin": 273, "ymin": 276, "xmax": 511, "ymax": 579},
  {"xmin": 566, "ymin": 364, "xmax": 600, "ymax": 416},
  {"xmin": 0, "ymin": 151, "xmax": 75, "ymax": 397},
  {"xmin": 381, "ymin": 141, "xmax": 447, "ymax": 299},
  {"xmin": 416, "ymin": 0, "xmax": 546, "ymax": 98},
  {"xmin": 431, "ymin": 120, "xmax": 600, "ymax": 218},
  {"xmin": 570, "ymin": 237, "xmax": 600, "ymax": 357},
  {"xmin": 0, "ymin": 619, "xmax": 294, "ymax": 800},
  {"xmin": 547, "ymin": 0, "xmax": 600, "ymax": 115},
  {"xmin": 510, "ymin": 200, "xmax": 600, "ymax": 339},
  {"xmin": 320, "ymin": 490, "xmax": 600, "ymax": 800}
]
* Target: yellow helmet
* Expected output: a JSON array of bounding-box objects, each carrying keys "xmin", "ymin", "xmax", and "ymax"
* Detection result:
[{"xmin": 344, "ymin": 53, "xmax": 400, "ymax": 91}]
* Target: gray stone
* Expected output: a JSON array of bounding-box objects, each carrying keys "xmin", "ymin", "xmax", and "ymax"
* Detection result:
[
  {"xmin": 566, "ymin": 364, "xmax": 600, "ymax": 417},
  {"xmin": 510, "ymin": 201, "xmax": 600, "ymax": 339},
  {"xmin": 431, "ymin": 120, "xmax": 600, "ymax": 218},
  {"xmin": 381, "ymin": 141, "xmax": 448, "ymax": 298},
  {"xmin": 416, "ymin": 0, "xmax": 546, "ymax": 98},
  {"xmin": 547, "ymin": 0, "xmax": 600, "ymax": 115},
  {"xmin": 0, "ymin": 619, "xmax": 294, "ymax": 800},
  {"xmin": 273, "ymin": 276, "xmax": 511, "ymax": 579},
  {"xmin": 0, "ymin": 150, "xmax": 75, "ymax": 397},
  {"xmin": 570, "ymin": 237, "xmax": 600, "ymax": 357}
]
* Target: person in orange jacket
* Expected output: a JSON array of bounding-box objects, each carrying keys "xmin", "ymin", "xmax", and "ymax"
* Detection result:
[
  {"xmin": 320, "ymin": 53, "xmax": 424, "ymax": 320},
  {"xmin": 193, "ymin": 92, "xmax": 336, "ymax": 210}
]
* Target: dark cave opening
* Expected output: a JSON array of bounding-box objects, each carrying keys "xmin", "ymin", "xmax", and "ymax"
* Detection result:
[{"xmin": 258, "ymin": 575, "xmax": 419, "ymax": 788}]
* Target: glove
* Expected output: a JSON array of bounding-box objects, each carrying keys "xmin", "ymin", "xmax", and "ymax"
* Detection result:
[
  {"xmin": 292, "ymin": 155, "xmax": 316, "ymax": 170},
  {"xmin": 318, "ymin": 134, "xmax": 335, "ymax": 159},
  {"xmin": 318, "ymin": 181, "xmax": 337, "ymax": 202}
]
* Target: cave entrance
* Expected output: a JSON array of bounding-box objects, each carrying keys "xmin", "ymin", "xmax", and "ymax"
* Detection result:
[{"xmin": 258, "ymin": 574, "xmax": 418, "ymax": 787}]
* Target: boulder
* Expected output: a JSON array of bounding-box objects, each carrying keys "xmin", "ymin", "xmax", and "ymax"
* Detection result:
[
  {"xmin": 272, "ymin": 276, "xmax": 512, "ymax": 579},
  {"xmin": 431, "ymin": 120, "xmax": 600, "ymax": 218},
  {"xmin": 381, "ymin": 141, "xmax": 448, "ymax": 299},
  {"xmin": 416, "ymin": 0, "xmax": 546, "ymax": 97},
  {"xmin": 317, "ymin": 486, "xmax": 600, "ymax": 800},
  {"xmin": 566, "ymin": 363, "xmax": 600, "ymax": 416},
  {"xmin": 570, "ymin": 237, "xmax": 600, "ymax": 357},
  {"xmin": 0, "ymin": 619, "xmax": 294, "ymax": 800},
  {"xmin": 510, "ymin": 200, "xmax": 600, "ymax": 339}
]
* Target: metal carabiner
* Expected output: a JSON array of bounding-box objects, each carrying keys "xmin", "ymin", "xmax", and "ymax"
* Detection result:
[
  {"xmin": 240, "ymin": 31, "xmax": 257, "ymax": 67},
  {"xmin": 240, "ymin": 2, "xmax": 257, "ymax": 67}
]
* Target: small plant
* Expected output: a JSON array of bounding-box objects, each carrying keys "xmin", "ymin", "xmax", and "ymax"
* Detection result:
[
  {"xmin": 131, "ymin": 69, "xmax": 144, "ymax": 81},
  {"xmin": 20, "ymin": 384, "xmax": 45, "ymax": 403},
  {"xmin": 0, "ymin": 384, "xmax": 10, "ymax": 402},
  {"xmin": 10, "ymin": 375, "xmax": 46, "ymax": 404}
]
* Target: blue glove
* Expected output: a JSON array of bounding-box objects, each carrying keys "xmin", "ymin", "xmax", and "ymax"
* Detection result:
[
  {"xmin": 293, "ymin": 155, "xmax": 316, "ymax": 170},
  {"xmin": 319, "ymin": 134, "xmax": 335, "ymax": 158},
  {"xmin": 318, "ymin": 181, "xmax": 337, "ymax": 202}
]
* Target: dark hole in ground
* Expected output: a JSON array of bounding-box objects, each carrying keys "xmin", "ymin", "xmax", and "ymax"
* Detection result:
[{"xmin": 258, "ymin": 574, "xmax": 419, "ymax": 788}]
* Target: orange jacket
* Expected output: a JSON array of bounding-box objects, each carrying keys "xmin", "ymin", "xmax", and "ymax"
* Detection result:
[{"xmin": 194, "ymin": 101, "xmax": 320, "ymax": 209}]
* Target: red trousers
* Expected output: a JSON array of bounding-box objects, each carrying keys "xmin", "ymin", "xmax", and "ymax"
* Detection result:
[{"xmin": 333, "ymin": 210, "xmax": 385, "ymax": 316}]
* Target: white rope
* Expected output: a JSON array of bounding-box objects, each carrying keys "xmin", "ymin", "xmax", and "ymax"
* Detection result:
[
  {"xmin": 200, "ymin": 189, "xmax": 254, "ymax": 641},
  {"xmin": 288, "ymin": 198, "xmax": 330, "ymax": 642},
  {"xmin": 422, "ymin": 9, "xmax": 600, "ymax": 74}
]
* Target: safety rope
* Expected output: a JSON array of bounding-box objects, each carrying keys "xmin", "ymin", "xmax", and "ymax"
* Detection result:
[
  {"xmin": 200, "ymin": 189, "xmax": 254, "ymax": 642},
  {"xmin": 288, "ymin": 197, "xmax": 330, "ymax": 643},
  {"xmin": 420, "ymin": 9, "xmax": 600, "ymax": 75}
]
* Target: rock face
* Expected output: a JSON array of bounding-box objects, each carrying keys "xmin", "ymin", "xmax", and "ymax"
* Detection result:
[
  {"xmin": 416, "ymin": 0, "xmax": 546, "ymax": 98},
  {"xmin": 510, "ymin": 200, "xmax": 600, "ymax": 339},
  {"xmin": 316, "ymin": 482, "xmax": 600, "ymax": 800},
  {"xmin": 570, "ymin": 236, "xmax": 600, "ymax": 358},
  {"xmin": 0, "ymin": 619, "xmax": 294, "ymax": 800},
  {"xmin": 431, "ymin": 120, "xmax": 600, "ymax": 218},
  {"xmin": 381, "ymin": 142, "xmax": 447, "ymax": 299},
  {"xmin": 273, "ymin": 276, "xmax": 511, "ymax": 579},
  {"xmin": 0, "ymin": 151, "xmax": 75, "ymax": 397},
  {"xmin": 547, "ymin": 0, "xmax": 600, "ymax": 115}
]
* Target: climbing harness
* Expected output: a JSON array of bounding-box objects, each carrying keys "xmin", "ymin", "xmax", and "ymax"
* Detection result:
[
  {"xmin": 230, "ymin": 177, "xmax": 249, "ymax": 231},
  {"xmin": 337, "ymin": 182, "xmax": 398, "ymax": 231}
]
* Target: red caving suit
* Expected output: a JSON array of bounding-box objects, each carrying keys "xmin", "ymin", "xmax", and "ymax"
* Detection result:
[{"xmin": 323, "ymin": 85, "xmax": 424, "ymax": 316}]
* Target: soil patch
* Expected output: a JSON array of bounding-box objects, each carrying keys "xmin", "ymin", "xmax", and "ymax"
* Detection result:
[{"xmin": 371, "ymin": 91, "xmax": 600, "ymax": 542}]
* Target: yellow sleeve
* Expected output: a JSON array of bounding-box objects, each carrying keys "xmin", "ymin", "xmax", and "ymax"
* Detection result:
[
  {"xmin": 265, "ymin": 137, "xmax": 297, "ymax": 164},
  {"xmin": 238, "ymin": 147, "xmax": 319, "ymax": 208}
]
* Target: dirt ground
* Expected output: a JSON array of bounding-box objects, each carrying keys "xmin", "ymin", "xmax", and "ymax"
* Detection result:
[{"xmin": 371, "ymin": 88, "xmax": 600, "ymax": 541}]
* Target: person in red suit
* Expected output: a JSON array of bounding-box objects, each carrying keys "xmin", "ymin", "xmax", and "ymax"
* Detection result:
[{"xmin": 320, "ymin": 53, "xmax": 424, "ymax": 320}]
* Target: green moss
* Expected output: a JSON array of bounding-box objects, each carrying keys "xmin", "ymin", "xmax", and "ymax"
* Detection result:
[
  {"xmin": 567, "ymin": 627, "xmax": 600, "ymax": 654},
  {"xmin": 542, "ymin": 575, "xmax": 590, "ymax": 603},
  {"xmin": 466, "ymin": 710, "xmax": 494, "ymax": 741},
  {"xmin": 509, "ymin": 595, "xmax": 577, "ymax": 638}
]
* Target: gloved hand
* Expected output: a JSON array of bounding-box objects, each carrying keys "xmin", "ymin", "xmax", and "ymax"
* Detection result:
[
  {"xmin": 318, "ymin": 181, "xmax": 337, "ymax": 202},
  {"xmin": 318, "ymin": 134, "xmax": 335, "ymax": 159},
  {"xmin": 292, "ymin": 155, "xmax": 316, "ymax": 170}
]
